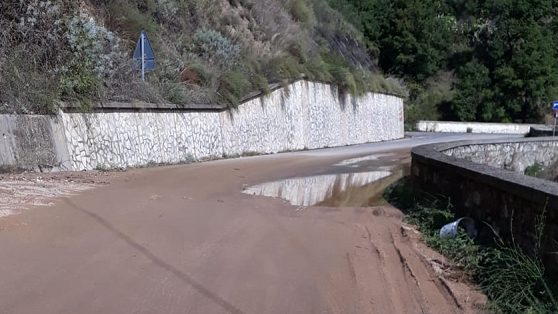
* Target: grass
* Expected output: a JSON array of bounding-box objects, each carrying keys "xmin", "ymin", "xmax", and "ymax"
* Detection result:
[
  {"xmin": 383, "ymin": 178, "xmax": 558, "ymax": 313},
  {"xmin": 1, "ymin": 0, "xmax": 408, "ymax": 113},
  {"xmin": 525, "ymin": 162, "xmax": 545, "ymax": 178},
  {"xmin": 218, "ymin": 70, "xmax": 251, "ymax": 108},
  {"xmin": 289, "ymin": 0, "xmax": 314, "ymax": 25}
]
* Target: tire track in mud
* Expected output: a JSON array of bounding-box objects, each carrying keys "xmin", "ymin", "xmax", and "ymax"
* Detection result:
[{"xmin": 349, "ymin": 209, "xmax": 464, "ymax": 314}]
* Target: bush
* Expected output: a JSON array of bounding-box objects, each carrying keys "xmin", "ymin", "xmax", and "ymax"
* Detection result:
[
  {"xmin": 304, "ymin": 56, "xmax": 332, "ymax": 81},
  {"xmin": 265, "ymin": 56, "xmax": 303, "ymax": 82},
  {"xmin": 525, "ymin": 162, "xmax": 545, "ymax": 178},
  {"xmin": 218, "ymin": 70, "xmax": 251, "ymax": 108},
  {"xmin": 289, "ymin": 0, "xmax": 313, "ymax": 25},
  {"xmin": 180, "ymin": 64, "xmax": 211, "ymax": 86},
  {"xmin": 252, "ymin": 74, "xmax": 271, "ymax": 95},
  {"xmin": 155, "ymin": 0, "xmax": 179, "ymax": 24},
  {"xmin": 105, "ymin": 2, "xmax": 160, "ymax": 49},
  {"xmin": 193, "ymin": 28, "xmax": 240, "ymax": 67},
  {"xmin": 60, "ymin": 14, "xmax": 124, "ymax": 100}
]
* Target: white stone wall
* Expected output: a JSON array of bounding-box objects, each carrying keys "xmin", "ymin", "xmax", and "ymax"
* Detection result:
[
  {"xmin": 444, "ymin": 141, "xmax": 558, "ymax": 173},
  {"xmin": 416, "ymin": 121, "xmax": 540, "ymax": 134},
  {"xmin": 54, "ymin": 81, "xmax": 403, "ymax": 171}
]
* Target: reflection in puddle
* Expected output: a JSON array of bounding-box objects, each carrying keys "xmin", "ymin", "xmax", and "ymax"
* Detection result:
[
  {"xmin": 334, "ymin": 153, "xmax": 395, "ymax": 166},
  {"xmin": 318, "ymin": 167, "xmax": 408, "ymax": 207},
  {"xmin": 243, "ymin": 168, "xmax": 408, "ymax": 207}
]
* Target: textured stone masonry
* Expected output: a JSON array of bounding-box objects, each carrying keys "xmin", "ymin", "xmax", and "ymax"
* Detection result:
[
  {"xmin": 0, "ymin": 81, "xmax": 404, "ymax": 172},
  {"xmin": 411, "ymin": 138, "xmax": 558, "ymax": 276},
  {"xmin": 443, "ymin": 139, "xmax": 558, "ymax": 173}
]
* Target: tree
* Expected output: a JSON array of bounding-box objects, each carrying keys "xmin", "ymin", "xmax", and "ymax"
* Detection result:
[{"xmin": 476, "ymin": 0, "xmax": 558, "ymax": 122}]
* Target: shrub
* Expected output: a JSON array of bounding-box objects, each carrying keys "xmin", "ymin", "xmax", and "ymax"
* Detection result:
[
  {"xmin": 289, "ymin": 0, "xmax": 313, "ymax": 25},
  {"xmin": 164, "ymin": 83, "xmax": 188, "ymax": 104},
  {"xmin": 328, "ymin": 65, "xmax": 356, "ymax": 95},
  {"xmin": 252, "ymin": 74, "xmax": 271, "ymax": 95},
  {"xmin": 0, "ymin": 0, "xmax": 395, "ymax": 113},
  {"xmin": 180, "ymin": 64, "xmax": 211, "ymax": 86},
  {"xmin": 218, "ymin": 70, "xmax": 251, "ymax": 108},
  {"xmin": 193, "ymin": 28, "xmax": 240, "ymax": 67},
  {"xmin": 525, "ymin": 162, "xmax": 545, "ymax": 178},
  {"xmin": 155, "ymin": 0, "xmax": 179, "ymax": 23},
  {"xmin": 265, "ymin": 56, "xmax": 303, "ymax": 82},
  {"xmin": 304, "ymin": 56, "xmax": 332, "ymax": 81},
  {"xmin": 105, "ymin": 2, "xmax": 160, "ymax": 49},
  {"xmin": 60, "ymin": 14, "xmax": 124, "ymax": 100}
]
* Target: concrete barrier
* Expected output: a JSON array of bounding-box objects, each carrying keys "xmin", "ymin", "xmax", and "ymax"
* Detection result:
[
  {"xmin": 411, "ymin": 137, "xmax": 558, "ymax": 274},
  {"xmin": 416, "ymin": 121, "xmax": 543, "ymax": 134}
]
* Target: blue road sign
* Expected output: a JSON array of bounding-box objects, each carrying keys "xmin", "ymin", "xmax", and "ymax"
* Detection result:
[
  {"xmin": 553, "ymin": 100, "xmax": 558, "ymax": 111},
  {"xmin": 134, "ymin": 30, "xmax": 155, "ymax": 72}
]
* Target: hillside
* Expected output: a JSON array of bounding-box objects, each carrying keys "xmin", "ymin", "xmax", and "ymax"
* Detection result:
[
  {"xmin": 0, "ymin": 0, "xmax": 405, "ymax": 114},
  {"xmin": 329, "ymin": 0, "xmax": 558, "ymax": 124}
]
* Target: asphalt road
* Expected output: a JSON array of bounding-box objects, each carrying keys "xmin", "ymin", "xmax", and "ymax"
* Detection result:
[{"xmin": 0, "ymin": 133, "xmax": 519, "ymax": 314}]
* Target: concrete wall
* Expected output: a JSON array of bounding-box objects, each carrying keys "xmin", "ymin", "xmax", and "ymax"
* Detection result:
[
  {"xmin": 411, "ymin": 138, "xmax": 558, "ymax": 272},
  {"xmin": 0, "ymin": 115, "xmax": 71, "ymax": 172},
  {"xmin": 416, "ymin": 121, "xmax": 541, "ymax": 134},
  {"xmin": 1, "ymin": 81, "xmax": 404, "ymax": 171}
]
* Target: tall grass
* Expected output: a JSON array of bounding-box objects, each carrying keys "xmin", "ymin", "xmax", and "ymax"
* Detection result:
[
  {"xmin": 384, "ymin": 178, "xmax": 558, "ymax": 313},
  {"xmin": 0, "ymin": 0, "xmax": 406, "ymax": 112}
]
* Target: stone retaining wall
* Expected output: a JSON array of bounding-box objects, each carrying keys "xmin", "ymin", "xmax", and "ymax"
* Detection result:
[
  {"xmin": 0, "ymin": 81, "xmax": 404, "ymax": 172},
  {"xmin": 411, "ymin": 138, "xmax": 558, "ymax": 272},
  {"xmin": 416, "ymin": 121, "xmax": 541, "ymax": 134},
  {"xmin": 443, "ymin": 138, "xmax": 558, "ymax": 173}
]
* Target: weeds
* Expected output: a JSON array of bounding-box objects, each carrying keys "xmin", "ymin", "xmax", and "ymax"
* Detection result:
[
  {"xmin": 481, "ymin": 243, "xmax": 557, "ymax": 314},
  {"xmin": 252, "ymin": 74, "xmax": 271, "ymax": 95},
  {"xmin": 384, "ymin": 178, "xmax": 558, "ymax": 313},
  {"xmin": 218, "ymin": 70, "xmax": 251, "ymax": 108},
  {"xmin": 525, "ymin": 162, "xmax": 545, "ymax": 178},
  {"xmin": 289, "ymin": 0, "xmax": 314, "ymax": 25},
  {"xmin": 1, "ymin": 0, "xmax": 406, "ymax": 112}
]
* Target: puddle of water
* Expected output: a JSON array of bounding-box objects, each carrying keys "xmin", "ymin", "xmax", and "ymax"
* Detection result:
[
  {"xmin": 0, "ymin": 209, "xmax": 15, "ymax": 218},
  {"xmin": 318, "ymin": 166, "xmax": 408, "ymax": 207},
  {"xmin": 334, "ymin": 153, "xmax": 395, "ymax": 166},
  {"xmin": 243, "ymin": 166, "xmax": 409, "ymax": 207}
]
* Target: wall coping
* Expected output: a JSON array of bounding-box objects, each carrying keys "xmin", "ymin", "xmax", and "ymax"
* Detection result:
[
  {"xmin": 417, "ymin": 120, "xmax": 545, "ymax": 127},
  {"xmin": 411, "ymin": 137, "xmax": 558, "ymax": 205},
  {"xmin": 59, "ymin": 79, "xmax": 404, "ymax": 113}
]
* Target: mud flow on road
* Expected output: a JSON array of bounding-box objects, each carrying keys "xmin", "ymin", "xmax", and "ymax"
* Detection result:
[
  {"xmin": 243, "ymin": 152, "xmax": 410, "ymax": 208},
  {"xmin": 0, "ymin": 135, "xmax": 497, "ymax": 314}
]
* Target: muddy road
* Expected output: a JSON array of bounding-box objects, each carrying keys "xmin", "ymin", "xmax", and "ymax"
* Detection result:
[{"xmin": 0, "ymin": 133, "xmax": 516, "ymax": 314}]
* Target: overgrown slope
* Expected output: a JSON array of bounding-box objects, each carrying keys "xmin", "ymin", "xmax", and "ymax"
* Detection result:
[{"xmin": 0, "ymin": 0, "xmax": 405, "ymax": 114}]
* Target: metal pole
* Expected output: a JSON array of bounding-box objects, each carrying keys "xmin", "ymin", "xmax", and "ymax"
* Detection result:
[
  {"xmin": 141, "ymin": 31, "xmax": 145, "ymax": 83},
  {"xmin": 554, "ymin": 114, "xmax": 557, "ymax": 136}
]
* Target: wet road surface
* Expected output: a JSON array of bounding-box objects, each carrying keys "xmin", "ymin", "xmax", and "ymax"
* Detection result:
[{"xmin": 0, "ymin": 133, "xmax": 518, "ymax": 314}]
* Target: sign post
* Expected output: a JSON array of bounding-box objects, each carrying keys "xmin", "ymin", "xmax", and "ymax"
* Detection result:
[
  {"xmin": 133, "ymin": 30, "xmax": 156, "ymax": 82},
  {"xmin": 141, "ymin": 31, "xmax": 145, "ymax": 82}
]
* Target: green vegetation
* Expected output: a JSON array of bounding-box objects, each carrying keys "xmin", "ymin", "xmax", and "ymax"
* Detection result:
[
  {"xmin": 3, "ymin": 0, "xmax": 556, "ymax": 119},
  {"xmin": 0, "ymin": 0, "xmax": 406, "ymax": 113},
  {"xmin": 329, "ymin": 0, "xmax": 558, "ymax": 125},
  {"xmin": 524, "ymin": 159, "xmax": 558, "ymax": 182},
  {"xmin": 525, "ymin": 162, "xmax": 545, "ymax": 178},
  {"xmin": 384, "ymin": 178, "xmax": 558, "ymax": 313}
]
